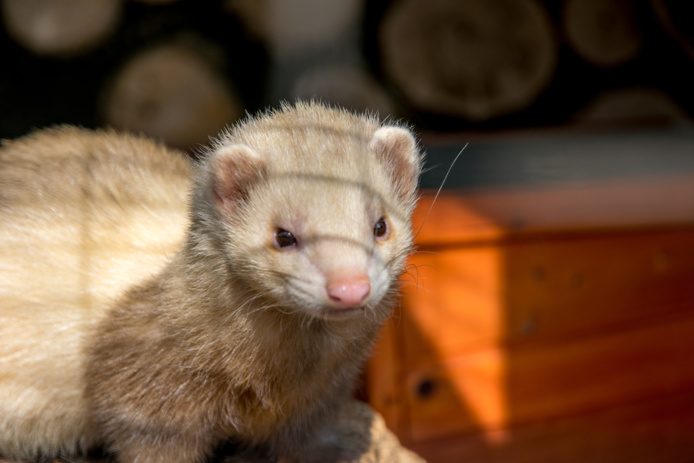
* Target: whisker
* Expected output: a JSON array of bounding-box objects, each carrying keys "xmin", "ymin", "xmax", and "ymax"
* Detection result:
[
  {"xmin": 414, "ymin": 142, "xmax": 468, "ymax": 240},
  {"xmin": 420, "ymin": 162, "xmax": 442, "ymax": 175},
  {"xmin": 399, "ymin": 280, "xmax": 432, "ymax": 295},
  {"xmin": 412, "ymin": 249, "xmax": 444, "ymax": 257},
  {"xmin": 400, "ymin": 269, "xmax": 422, "ymax": 289}
]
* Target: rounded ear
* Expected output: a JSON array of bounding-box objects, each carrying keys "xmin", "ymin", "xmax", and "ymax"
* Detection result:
[
  {"xmin": 369, "ymin": 126, "xmax": 422, "ymax": 198},
  {"xmin": 210, "ymin": 144, "xmax": 265, "ymax": 212}
]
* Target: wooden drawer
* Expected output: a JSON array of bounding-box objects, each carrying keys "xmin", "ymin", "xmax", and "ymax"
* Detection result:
[
  {"xmin": 412, "ymin": 392, "xmax": 694, "ymax": 463},
  {"xmin": 403, "ymin": 313, "xmax": 694, "ymax": 443},
  {"xmin": 400, "ymin": 231, "xmax": 694, "ymax": 360},
  {"xmin": 367, "ymin": 176, "xmax": 694, "ymax": 462}
]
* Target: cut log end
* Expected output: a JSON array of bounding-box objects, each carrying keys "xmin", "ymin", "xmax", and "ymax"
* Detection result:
[
  {"xmin": 0, "ymin": 0, "xmax": 121, "ymax": 56},
  {"xmin": 100, "ymin": 44, "xmax": 243, "ymax": 149},
  {"xmin": 563, "ymin": 0, "xmax": 643, "ymax": 67},
  {"xmin": 572, "ymin": 86, "xmax": 692, "ymax": 127},
  {"xmin": 379, "ymin": 0, "xmax": 557, "ymax": 121},
  {"xmin": 291, "ymin": 65, "xmax": 396, "ymax": 118}
]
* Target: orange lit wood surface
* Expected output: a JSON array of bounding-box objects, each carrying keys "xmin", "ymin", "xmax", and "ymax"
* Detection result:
[
  {"xmin": 411, "ymin": 173, "xmax": 694, "ymax": 245},
  {"xmin": 402, "ymin": 229, "xmax": 694, "ymax": 360},
  {"xmin": 413, "ymin": 391, "xmax": 694, "ymax": 463},
  {"xmin": 367, "ymin": 174, "xmax": 694, "ymax": 462},
  {"xmin": 404, "ymin": 312, "xmax": 694, "ymax": 443}
]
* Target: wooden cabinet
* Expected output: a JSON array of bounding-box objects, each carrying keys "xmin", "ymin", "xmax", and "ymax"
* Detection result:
[{"xmin": 367, "ymin": 174, "xmax": 694, "ymax": 462}]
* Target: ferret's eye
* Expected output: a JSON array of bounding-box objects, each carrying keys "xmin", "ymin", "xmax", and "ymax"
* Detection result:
[
  {"xmin": 373, "ymin": 217, "xmax": 389, "ymax": 239},
  {"xmin": 274, "ymin": 228, "xmax": 297, "ymax": 249}
]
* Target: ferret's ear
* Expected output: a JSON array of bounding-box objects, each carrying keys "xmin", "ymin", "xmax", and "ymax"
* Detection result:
[
  {"xmin": 210, "ymin": 144, "xmax": 265, "ymax": 212},
  {"xmin": 369, "ymin": 126, "xmax": 421, "ymax": 198}
]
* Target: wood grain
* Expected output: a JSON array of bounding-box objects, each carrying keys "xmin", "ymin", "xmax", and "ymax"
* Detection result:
[
  {"xmin": 402, "ymin": 228, "xmax": 694, "ymax": 358},
  {"xmin": 368, "ymin": 175, "xmax": 694, "ymax": 461},
  {"xmin": 379, "ymin": 0, "xmax": 556, "ymax": 121},
  {"xmin": 563, "ymin": 0, "xmax": 642, "ymax": 67},
  {"xmin": 404, "ymin": 312, "xmax": 694, "ymax": 442},
  {"xmin": 411, "ymin": 391, "xmax": 694, "ymax": 463}
]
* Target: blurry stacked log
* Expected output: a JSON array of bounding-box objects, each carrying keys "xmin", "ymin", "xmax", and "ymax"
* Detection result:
[
  {"xmin": 230, "ymin": 0, "xmax": 396, "ymax": 117},
  {"xmin": 372, "ymin": 0, "xmax": 693, "ymax": 129},
  {"xmin": 563, "ymin": 0, "xmax": 642, "ymax": 67},
  {"xmin": 1, "ymin": 0, "xmax": 693, "ymax": 146},
  {"xmin": 0, "ymin": 0, "xmax": 266, "ymax": 149},
  {"xmin": 562, "ymin": 0, "xmax": 691, "ymax": 127},
  {"xmin": 101, "ymin": 41, "xmax": 242, "ymax": 149},
  {"xmin": 1, "ymin": 0, "xmax": 122, "ymax": 56},
  {"xmin": 377, "ymin": 0, "xmax": 557, "ymax": 123}
]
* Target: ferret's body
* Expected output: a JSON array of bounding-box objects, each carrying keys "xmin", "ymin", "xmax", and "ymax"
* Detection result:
[
  {"xmin": 0, "ymin": 128, "xmax": 191, "ymax": 457},
  {"xmin": 0, "ymin": 102, "xmax": 421, "ymax": 463}
]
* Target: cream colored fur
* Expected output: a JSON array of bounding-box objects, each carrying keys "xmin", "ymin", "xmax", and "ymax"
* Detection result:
[{"xmin": 0, "ymin": 127, "xmax": 191, "ymax": 457}]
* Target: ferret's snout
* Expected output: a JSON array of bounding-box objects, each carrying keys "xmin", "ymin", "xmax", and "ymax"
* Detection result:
[{"xmin": 326, "ymin": 276, "xmax": 371, "ymax": 309}]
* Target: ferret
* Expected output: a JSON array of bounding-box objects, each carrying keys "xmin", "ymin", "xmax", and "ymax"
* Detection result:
[{"xmin": 0, "ymin": 101, "xmax": 422, "ymax": 463}]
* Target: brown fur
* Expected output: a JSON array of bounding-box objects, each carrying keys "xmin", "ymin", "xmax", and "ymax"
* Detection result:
[{"xmin": 0, "ymin": 102, "xmax": 422, "ymax": 463}]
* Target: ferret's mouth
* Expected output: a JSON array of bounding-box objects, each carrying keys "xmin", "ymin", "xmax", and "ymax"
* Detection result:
[{"xmin": 320, "ymin": 306, "xmax": 363, "ymax": 320}]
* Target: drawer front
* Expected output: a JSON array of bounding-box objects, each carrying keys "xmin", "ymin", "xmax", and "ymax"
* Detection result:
[
  {"xmin": 370, "ymin": 228, "xmax": 694, "ymax": 445},
  {"xmin": 404, "ymin": 313, "xmax": 694, "ymax": 443},
  {"xmin": 401, "ymin": 229, "xmax": 694, "ymax": 360}
]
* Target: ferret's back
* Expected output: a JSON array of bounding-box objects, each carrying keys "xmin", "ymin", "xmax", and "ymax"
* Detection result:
[{"xmin": 0, "ymin": 127, "xmax": 191, "ymax": 457}]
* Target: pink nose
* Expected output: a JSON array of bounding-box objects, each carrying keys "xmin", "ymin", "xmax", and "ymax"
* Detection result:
[{"xmin": 326, "ymin": 278, "xmax": 371, "ymax": 309}]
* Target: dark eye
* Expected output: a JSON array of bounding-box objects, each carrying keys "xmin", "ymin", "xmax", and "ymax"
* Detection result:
[
  {"xmin": 274, "ymin": 228, "xmax": 297, "ymax": 249},
  {"xmin": 373, "ymin": 217, "xmax": 388, "ymax": 239}
]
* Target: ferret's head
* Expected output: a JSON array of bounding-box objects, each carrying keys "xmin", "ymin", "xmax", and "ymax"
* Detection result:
[{"xmin": 195, "ymin": 102, "xmax": 421, "ymax": 322}]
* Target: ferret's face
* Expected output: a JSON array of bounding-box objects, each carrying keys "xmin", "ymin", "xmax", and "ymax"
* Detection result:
[
  {"xmin": 232, "ymin": 171, "xmax": 413, "ymax": 321},
  {"xmin": 208, "ymin": 113, "xmax": 420, "ymax": 322}
]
